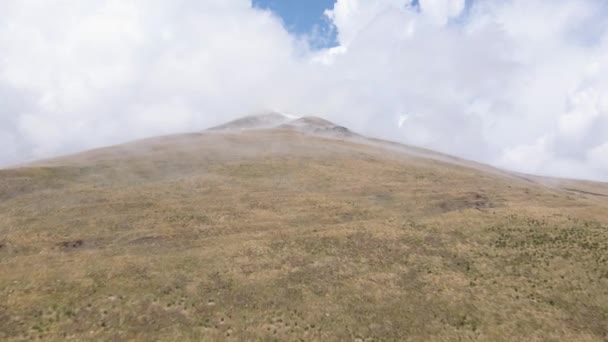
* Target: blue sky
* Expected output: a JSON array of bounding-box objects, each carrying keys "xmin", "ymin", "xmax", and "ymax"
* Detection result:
[
  {"xmin": 251, "ymin": 0, "xmax": 430, "ymax": 48},
  {"xmin": 252, "ymin": 0, "xmax": 337, "ymax": 47}
]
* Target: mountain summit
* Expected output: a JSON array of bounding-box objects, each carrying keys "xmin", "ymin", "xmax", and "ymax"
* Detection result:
[
  {"xmin": 207, "ymin": 112, "xmax": 291, "ymax": 131},
  {"xmin": 209, "ymin": 112, "xmax": 353, "ymax": 137},
  {"xmin": 1, "ymin": 114, "xmax": 607, "ymax": 340}
]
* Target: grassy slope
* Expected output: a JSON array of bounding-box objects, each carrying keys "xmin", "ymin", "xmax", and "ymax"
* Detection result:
[{"xmin": 1, "ymin": 129, "xmax": 608, "ymax": 341}]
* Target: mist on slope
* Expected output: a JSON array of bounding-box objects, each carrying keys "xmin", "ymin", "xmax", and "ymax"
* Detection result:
[{"xmin": 1, "ymin": 0, "xmax": 607, "ymax": 181}]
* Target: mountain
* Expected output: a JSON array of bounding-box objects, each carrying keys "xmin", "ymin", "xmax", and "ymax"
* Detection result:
[
  {"xmin": 1, "ymin": 113, "xmax": 607, "ymax": 341},
  {"xmin": 207, "ymin": 112, "xmax": 291, "ymax": 131},
  {"xmin": 209, "ymin": 112, "xmax": 353, "ymax": 137}
]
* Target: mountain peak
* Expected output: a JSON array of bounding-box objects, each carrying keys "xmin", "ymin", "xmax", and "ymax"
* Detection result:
[
  {"xmin": 279, "ymin": 116, "xmax": 352, "ymax": 137},
  {"xmin": 207, "ymin": 112, "xmax": 290, "ymax": 131},
  {"xmin": 208, "ymin": 113, "xmax": 353, "ymax": 138}
]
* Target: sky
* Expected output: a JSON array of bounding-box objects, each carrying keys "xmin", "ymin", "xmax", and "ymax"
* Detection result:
[
  {"xmin": 1, "ymin": 0, "xmax": 608, "ymax": 181},
  {"xmin": 252, "ymin": 0, "xmax": 338, "ymax": 47}
]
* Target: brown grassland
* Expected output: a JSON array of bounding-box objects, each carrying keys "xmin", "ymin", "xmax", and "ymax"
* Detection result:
[{"xmin": 1, "ymin": 124, "xmax": 608, "ymax": 341}]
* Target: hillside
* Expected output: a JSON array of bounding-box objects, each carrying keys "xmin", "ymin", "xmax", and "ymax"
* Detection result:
[{"xmin": 1, "ymin": 114, "xmax": 607, "ymax": 341}]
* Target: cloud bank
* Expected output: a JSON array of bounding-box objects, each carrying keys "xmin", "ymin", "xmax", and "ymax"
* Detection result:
[{"xmin": 1, "ymin": 0, "xmax": 607, "ymax": 180}]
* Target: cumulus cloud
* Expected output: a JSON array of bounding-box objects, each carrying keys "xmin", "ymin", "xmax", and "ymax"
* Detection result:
[
  {"xmin": 0, "ymin": 0, "xmax": 300, "ymax": 162},
  {"xmin": 0, "ymin": 0, "xmax": 607, "ymax": 181},
  {"xmin": 418, "ymin": 0, "xmax": 466, "ymax": 25},
  {"xmin": 317, "ymin": 0, "xmax": 608, "ymax": 180}
]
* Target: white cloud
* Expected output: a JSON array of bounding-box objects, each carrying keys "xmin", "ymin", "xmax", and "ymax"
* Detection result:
[
  {"xmin": 0, "ymin": 0, "xmax": 300, "ymax": 163},
  {"xmin": 1, "ymin": 0, "xmax": 608, "ymax": 181},
  {"xmin": 499, "ymin": 136, "xmax": 553, "ymax": 174},
  {"xmin": 558, "ymin": 87, "xmax": 604, "ymax": 140},
  {"xmin": 324, "ymin": 0, "xmax": 409, "ymax": 47},
  {"xmin": 418, "ymin": 0, "xmax": 466, "ymax": 25},
  {"xmin": 588, "ymin": 142, "xmax": 608, "ymax": 172}
]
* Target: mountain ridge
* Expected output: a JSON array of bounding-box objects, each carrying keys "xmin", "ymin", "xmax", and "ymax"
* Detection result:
[{"xmin": 21, "ymin": 112, "xmax": 607, "ymax": 194}]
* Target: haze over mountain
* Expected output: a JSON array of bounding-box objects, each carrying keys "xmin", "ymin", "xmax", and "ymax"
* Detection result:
[{"xmin": 1, "ymin": 114, "xmax": 607, "ymax": 340}]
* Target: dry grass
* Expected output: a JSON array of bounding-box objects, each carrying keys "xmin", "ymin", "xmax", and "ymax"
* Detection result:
[{"xmin": 1, "ymin": 129, "xmax": 607, "ymax": 341}]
